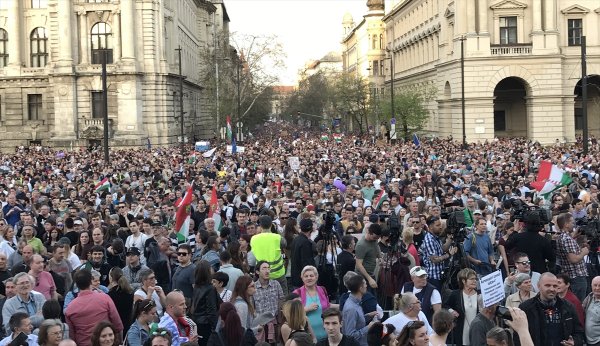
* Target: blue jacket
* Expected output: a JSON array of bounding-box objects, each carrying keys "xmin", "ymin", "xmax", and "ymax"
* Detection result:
[{"xmin": 126, "ymin": 320, "xmax": 149, "ymax": 346}]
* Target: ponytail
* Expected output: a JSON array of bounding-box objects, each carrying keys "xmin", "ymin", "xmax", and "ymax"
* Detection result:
[{"xmin": 219, "ymin": 302, "xmax": 243, "ymax": 345}]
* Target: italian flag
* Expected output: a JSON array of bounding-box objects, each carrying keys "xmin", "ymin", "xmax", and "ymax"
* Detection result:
[
  {"xmin": 372, "ymin": 189, "xmax": 388, "ymax": 210},
  {"xmin": 94, "ymin": 178, "xmax": 110, "ymax": 193},
  {"xmin": 226, "ymin": 116, "xmax": 233, "ymax": 141},
  {"xmin": 531, "ymin": 161, "xmax": 573, "ymax": 197},
  {"xmin": 209, "ymin": 185, "xmax": 223, "ymax": 233},
  {"xmin": 175, "ymin": 185, "xmax": 193, "ymax": 238}
]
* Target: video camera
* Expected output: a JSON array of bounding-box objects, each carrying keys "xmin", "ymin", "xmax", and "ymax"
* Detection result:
[
  {"xmin": 503, "ymin": 198, "xmax": 552, "ymax": 227},
  {"xmin": 441, "ymin": 207, "xmax": 468, "ymax": 243},
  {"xmin": 319, "ymin": 210, "xmax": 337, "ymax": 238}
]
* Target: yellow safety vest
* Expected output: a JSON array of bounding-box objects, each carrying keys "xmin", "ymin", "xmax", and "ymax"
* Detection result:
[{"xmin": 250, "ymin": 233, "xmax": 285, "ymax": 279}]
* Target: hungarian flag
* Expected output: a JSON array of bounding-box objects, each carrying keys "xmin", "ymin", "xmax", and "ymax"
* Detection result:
[
  {"xmin": 188, "ymin": 152, "xmax": 196, "ymax": 164},
  {"xmin": 209, "ymin": 185, "xmax": 223, "ymax": 233},
  {"xmin": 226, "ymin": 116, "xmax": 233, "ymax": 140},
  {"xmin": 372, "ymin": 189, "xmax": 388, "ymax": 210},
  {"xmin": 333, "ymin": 133, "xmax": 342, "ymax": 143},
  {"xmin": 174, "ymin": 185, "xmax": 193, "ymax": 238},
  {"xmin": 94, "ymin": 178, "xmax": 110, "ymax": 193},
  {"xmin": 531, "ymin": 161, "xmax": 573, "ymax": 197},
  {"xmin": 321, "ymin": 134, "xmax": 329, "ymax": 141}
]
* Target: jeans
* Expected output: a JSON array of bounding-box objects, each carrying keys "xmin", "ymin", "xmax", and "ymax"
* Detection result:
[{"xmin": 570, "ymin": 276, "xmax": 588, "ymax": 302}]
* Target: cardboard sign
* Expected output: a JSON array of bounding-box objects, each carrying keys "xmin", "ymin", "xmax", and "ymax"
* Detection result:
[
  {"xmin": 288, "ymin": 157, "xmax": 300, "ymax": 170},
  {"xmin": 480, "ymin": 270, "xmax": 504, "ymax": 308}
]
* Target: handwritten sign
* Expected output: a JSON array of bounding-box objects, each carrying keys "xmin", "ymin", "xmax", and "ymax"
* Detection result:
[
  {"xmin": 288, "ymin": 157, "xmax": 300, "ymax": 170},
  {"xmin": 480, "ymin": 270, "xmax": 504, "ymax": 308}
]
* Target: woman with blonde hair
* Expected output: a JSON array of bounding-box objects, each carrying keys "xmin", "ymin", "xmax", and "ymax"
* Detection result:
[
  {"xmin": 402, "ymin": 227, "xmax": 420, "ymax": 267},
  {"xmin": 280, "ymin": 299, "xmax": 310, "ymax": 344},
  {"xmin": 442, "ymin": 268, "xmax": 479, "ymax": 346}
]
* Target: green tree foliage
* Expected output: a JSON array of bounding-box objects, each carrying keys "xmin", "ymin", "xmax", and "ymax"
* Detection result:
[
  {"xmin": 282, "ymin": 71, "xmax": 331, "ymax": 126},
  {"xmin": 379, "ymin": 83, "xmax": 437, "ymax": 139},
  {"xmin": 329, "ymin": 72, "xmax": 371, "ymax": 134}
]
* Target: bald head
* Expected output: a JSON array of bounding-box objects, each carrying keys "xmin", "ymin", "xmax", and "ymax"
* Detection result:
[
  {"xmin": 592, "ymin": 276, "xmax": 600, "ymax": 299},
  {"xmin": 165, "ymin": 291, "xmax": 186, "ymax": 318},
  {"xmin": 58, "ymin": 340, "xmax": 77, "ymax": 346},
  {"xmin": 538, "ymin": 272, "xmax": 558, "ymax": 302}
]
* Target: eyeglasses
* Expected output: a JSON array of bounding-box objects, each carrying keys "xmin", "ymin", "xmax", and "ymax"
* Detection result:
[
  {"xmin": 57, "ymin": 224, "xmax": 64, "ymax": 227},
  {"xmin": 177, "ymin": 252, "xmax": 189, "ymax": 256},
  {"xmin": 516, "ymin": 260, "xmax": 531, "ymax": 265}
]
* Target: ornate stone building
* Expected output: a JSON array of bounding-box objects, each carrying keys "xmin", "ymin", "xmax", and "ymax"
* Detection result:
[
  {"xmin": 383, "ymin": 0, "xmax": 600, "ymax": 143},
  {"xmin": 0, "ymin": 0, "xmax": 230, "ymax": 150},
  {"xmin": 341, "ymin": 0, "xmax": 387, "ymax": 90}
]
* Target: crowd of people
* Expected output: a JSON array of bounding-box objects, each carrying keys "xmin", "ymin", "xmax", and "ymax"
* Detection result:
[{"xmin": 0, "ymin": 122, "xmax": 599, "ymax": 346}]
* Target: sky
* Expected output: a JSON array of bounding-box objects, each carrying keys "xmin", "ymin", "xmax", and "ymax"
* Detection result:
[{"xmin": 226, "ymin": 0, "xmax": 368, "ymax": 85}]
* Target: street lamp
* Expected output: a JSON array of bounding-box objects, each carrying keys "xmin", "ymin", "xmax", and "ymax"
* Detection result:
[
  {"xmin": 175, "ymin": 46, "xmax": 185, "ymax": 156},
  {"xmin": 460, "ymin": 35, "xmax": 467, "ymax": 149},
  {"xmin": 385, "ymin": 48, "xmax": 397, "ymax": 142}
]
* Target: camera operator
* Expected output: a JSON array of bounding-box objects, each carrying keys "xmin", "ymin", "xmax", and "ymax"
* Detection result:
[
  {"xmin": 419, "ymin": 216, "xmax": 456, "ymax": 290},
  {"xmin": 555, "ymin": 213, "xmax": 589, "ymax": 302},
  {"xmin": 505, "ymin": 218, "xmax": 555, "ymax": 275},
  {"xmin": 290, "ymin": 219, "xmax": 317, "ymax": 290}
]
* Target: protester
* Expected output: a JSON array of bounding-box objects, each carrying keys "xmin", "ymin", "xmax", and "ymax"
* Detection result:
[
  {"xmin": 505, "ymin": 273, "xmax": 535, "ymax": 309},
  {"xmin": 126, "ymin": 299, "xmax": 156, "ymax": 346},
  {"xmin": 90, "ymin": 321, "xmax": 119, "ymax": 346},
  {"xmin": 401, "ymin": 266, "xmax": 441, "ymax": 323},
  {"xmin": 396, "ymin": 320, "xmax": 429, "ymax": 346},
  {"xmin": 293, "ymin": 266, "xmax": 334, "ymax": 342},
  {"xmin": 189, "ymin": 260, "xmax": 219, "ymax": 346},
  {"xmin": 37, "ymin": 319, "xmax": 64, "ymax": 346},
  {"xmin": 206, "ymin": 302, "xmax": 257, "ymax": 346},
  {"xmin": 443, "ymin": 268, "xmax": 479, "ymax": 346},
  {"xmin": 318, "ymin": 308, "xmax": 360, "ymax": 346},
  {"xmin": 158, "ymin": 291, "xmax": 197, "ymax": 346}
]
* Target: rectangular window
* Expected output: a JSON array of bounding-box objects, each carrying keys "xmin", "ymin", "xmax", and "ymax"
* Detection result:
[
  {"xmin": 494, "ymin": 111, "xmax": 506, "ymax": 132},
  {"xmin": 91, "ymin": 92, "xmax": 105, "ymax": 119},
  {"xmin": 27, "ymin": 94, "xmax": 42, "ymax": 121},
  {"xmin": 31, "ymin": 0, "xmax": 48, "ymax": 8},
  {"xmin": 499, "ymin": 17, "xmax": 517, "ymax": 45},
  {"xmin": 0, "ymin": 29, "xmax": 7, "ymax": 67},
  {"xmin": 568, "ymin": 19, "xmax": 582, "ymax": 46}
]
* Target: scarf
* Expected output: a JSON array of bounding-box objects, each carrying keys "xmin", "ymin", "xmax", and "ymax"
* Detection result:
[{"xmin": 176, "ymin": 317, "xmax": 191, "ymax": 337}]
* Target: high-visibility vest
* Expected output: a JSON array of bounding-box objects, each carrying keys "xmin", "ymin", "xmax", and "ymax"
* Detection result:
[{"xmin": 250, "ymin": 233, "xmax": 285, "ymax": 279}]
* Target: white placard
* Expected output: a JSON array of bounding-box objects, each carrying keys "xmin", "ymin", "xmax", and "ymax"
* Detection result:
[
  {"xmin": 480, "ymin": 270, "xmax": 504, "ymax": 308},
  {"xmin": 288, "ymin": 156, "xmax": 300, "ymax": 170},
  {"xmin": 226, "ymin": 145, "xmax": 245, "ymax": 153}
]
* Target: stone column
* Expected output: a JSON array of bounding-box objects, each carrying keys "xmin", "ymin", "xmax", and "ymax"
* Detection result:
[
  {"xmin": 478, "ymin": 0, "xmax": 488, "ymax": 34},
  {"xmin": 120, "ymin": 0, "xmax": 136, "ymax": 62},
  {"xmin": 79, "ymin": 11, "xmax": 89, "ymax": 64},
  {"xmin": 532, "ymin": 0, "xmax": 542, "ymax": 31},
  {"xmin": 7, "ymin": 0, "xmax": 22, "ymax": 67},
  {"xmin": 456, "ymin": 0, "xmax": 467, "ymax": 35},
  {"xmin": 112, "ymin": 11, "xmax": 121, "ymax": 62},
  {"xmin": 56, "ymin": 0, "xmax": 74, "ymax": 69},
  {"xmin": 467, "ymin": 0, "xmax": 476, "ymax": 34},
  {"xmin": 544, "ymin": 0, "xmax": 557, "ymax": 31}
]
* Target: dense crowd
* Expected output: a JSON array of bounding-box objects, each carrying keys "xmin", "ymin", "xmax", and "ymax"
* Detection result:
[{"xmin": 0, "ymin": 122, "xmax": 599, "ymax": 346}]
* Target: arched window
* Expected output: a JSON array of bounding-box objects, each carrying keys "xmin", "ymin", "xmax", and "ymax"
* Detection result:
[
  {"xmin": 0, "ymin": 29, "xmax": 8, "ymax": 67},
  {"xmin": 91, "ymin": 22, "xmax": 113, "ymax": 64},
  {"xmin": 30, "ymin": 27, "xmax": 48, "ymax": 67}
]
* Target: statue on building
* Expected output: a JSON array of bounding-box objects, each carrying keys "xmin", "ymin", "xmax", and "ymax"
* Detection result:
[{"xmin": 367, "ymin": 0, "xmax": 384, "ymax": 11}]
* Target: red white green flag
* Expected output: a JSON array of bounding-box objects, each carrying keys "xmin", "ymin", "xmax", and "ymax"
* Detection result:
[
  {"xmin": 175, "ymin": 185, "xmax": 193, "ymax": 238},
  {"xmin": 94, "ymin": 178, "xmax": 110, "ymax": 193},
  {"xmin": 531, "ymin": 161, "xmax": 572, "ymax": 197},
  {"xmin": 373, "ymin": 189, "xmax": 388, "ymax": 210},
  {"xmin": 226, "ymin": 116, "xmax": 233, "ymax": 141}
]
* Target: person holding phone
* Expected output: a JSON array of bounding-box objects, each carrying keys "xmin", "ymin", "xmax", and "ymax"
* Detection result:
[{"xmin": 0, "ymin": 312, "xmax": 38, "ymax": 346}]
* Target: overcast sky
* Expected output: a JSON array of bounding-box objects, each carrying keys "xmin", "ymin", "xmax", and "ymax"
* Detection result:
[{"xmin": 226, "ymin": 0, "xmax": 368, "ymax": 85}]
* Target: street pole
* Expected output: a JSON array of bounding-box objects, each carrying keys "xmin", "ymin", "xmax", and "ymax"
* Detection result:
[
  {"xmin": 101, "ymin": 50, "xmax": 109, "ymax": 162},
  {"xmin": 176, "ymin": 46, "xmax": 184, "ymax": 157},
  {"xmin": 461, "ymin": 36, "xmax": 467, "ymax": 149},
  {"xmin": 581, "ymin": 36, "xmax": 588, "ymax": 155},
  {"xmin": 236, "ymin": 59, "xmax": 241, "ymax": 123},
  {"xmin": 213, "ymin": 13, "xmax": 220, "ymax": 141},
  {"xmin": 390, "ymin": 51, "xmax": 396, "ymax": 140}
]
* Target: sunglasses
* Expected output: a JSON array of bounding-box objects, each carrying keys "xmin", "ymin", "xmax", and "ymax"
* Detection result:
[
  {"xmin": 516, "ymin": 260, "xmax": 531, "ymax": 265},
  {"xmin": 177, "ymin": 252, "xmax": 189, "ymax": 256}
]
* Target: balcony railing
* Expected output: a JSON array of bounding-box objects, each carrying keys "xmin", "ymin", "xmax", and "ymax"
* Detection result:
[{"xmin": 490, "ymin": 44, "xmax": 532, "ymax": 55}]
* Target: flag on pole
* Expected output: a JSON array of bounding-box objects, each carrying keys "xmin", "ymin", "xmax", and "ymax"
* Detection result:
[
  {"xmin": 333, "ymin": 133, "xmax": 342, "ymax": 143},
  {"xmin": 372, "ymin": 189, "xmax": 389, "ymax": 210},
  {"xmin": 94, "ymin": 178, "xmax": 110, "ymax": 193},
  {"xmin": 146, "ymin": 138, "xmax": 151, "ymax": 150},
  {"xmin": 175, "ymin": 185, "xmax": 193, "ymax": 238},
  {"xmin": 209, "ymin": 185, "xmax": 223, "ymax": 233},
  {"xmin": 321, "ymin": 133, "xmax": 329, "ymax": 141},
  {"xmin": 226, "ymin": 116, "xmax": 233, "ymax": 140},
  {"xmin": 232, "ymin": 137, "xmax": 237, "ymax": 155},
  {"xmin": 188, "ymin": 152, "xmax": 197, "ymax": 164},
  {"xmin": 531, "ymin": 161, "xmax": 573, "ymax": 197},
  {"xmin": 413, "ymin": 133, "xmax": 421, "ymax": 147},
  {"xmin": 202, "ymin": 147, "xmax": 217, "ymax": 158}
]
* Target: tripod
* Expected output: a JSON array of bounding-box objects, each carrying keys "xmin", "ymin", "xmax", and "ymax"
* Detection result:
[{"xmin": 316, "ymin": 231, "xmax": 339, "ymax": 302}]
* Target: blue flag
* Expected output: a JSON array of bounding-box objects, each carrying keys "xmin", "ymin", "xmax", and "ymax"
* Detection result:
[
  {"xmin": 413, "ymin": 133, "xmax": 421, "ymax": 147},
  {"xmin": 232, "ymin": 137, "xmax": 237, "ymax": 155}
]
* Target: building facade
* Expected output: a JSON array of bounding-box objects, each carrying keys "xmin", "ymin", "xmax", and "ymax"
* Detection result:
[
  {"xmin": 0, "ymin": 0, "xmax": 230, "ymax": 150},
  {"xmin": 383, "ymin": 0, "xmax": 600, "ymax": 143},
  {"xmin": 341, "ymin": 0, "xmax": 387, "ymax": 91}
]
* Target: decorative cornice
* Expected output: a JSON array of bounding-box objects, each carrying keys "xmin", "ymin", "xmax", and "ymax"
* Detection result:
[
  {"xmin": 561, "ymin": 5, "xmax": 590, "ymax": 14},
  {"xmin": 490, "ymin": 0, "xmax": 527, "ymax": 10}
]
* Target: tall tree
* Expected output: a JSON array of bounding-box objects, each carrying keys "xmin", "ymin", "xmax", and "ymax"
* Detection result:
[
  {"xmin": 330, "ymin": 72, "xmax": 371, "ymax": 134},
  {"xmin": 379, "ymin": 83, "xmax": 437, "ymax": 139}
]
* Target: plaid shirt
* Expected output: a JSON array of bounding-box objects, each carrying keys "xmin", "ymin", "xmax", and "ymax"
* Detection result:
[
  {"xmin": 253, "ymin": 279, "xmax": 284, "ymax": 317},
  {"xmin": 557, "ymin": 232, "xmax": 588, "ymax": 278},
  {"xmin": 419, "ymin": 231, "xmax": 446, "ymax": 280}
]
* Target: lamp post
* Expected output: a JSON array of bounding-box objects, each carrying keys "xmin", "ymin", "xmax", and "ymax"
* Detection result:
[
  {"xmin": 581, "ymin": 36, "xmax": 588, "ymax": 155},
  {"xmin": 94, "ymin": 49, "xmax": 110, "ymax": 162},
  {"xmin": 236, "ymin": 57, "xmax": 241, "ymax": 123},
  {"xmin": 460, "ymin": 35, "xmax": 467, "ymax": 149},
  {"xmin": 176, "ymin": 46, "xmax": 185, "ymax": 157},
  {"xmin": 385, "ymin": 48, "xmax": 396, "ymax": 142}
]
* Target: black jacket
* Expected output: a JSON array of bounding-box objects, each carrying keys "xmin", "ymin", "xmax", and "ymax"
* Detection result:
[
  {"xmin": 443, "ymin": 289, "xmax": 480, "ymax": 346},
  {"xmin": 190, "ymin": 284, "xmax": 219, "ymax": 329},
  {"xmin": 517, "ymin": 294, "xmax": 584, "ymax": 346},
  {"xmin": 505, "ymin": 231, "xmax": 555, "ymax": 274},
  {"xmin": 290, "ymin": 233, "xmax": 316, "ymax": 288},
  {"xmin": 206, "ymin": 328, "xmax": 257, "ymax": 346}
]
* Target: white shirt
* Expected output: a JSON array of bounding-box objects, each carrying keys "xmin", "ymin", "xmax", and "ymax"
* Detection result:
[
  {"xmin": 0, "ymin": 333, "xmax": 38, "ymax": 346},
  {"xmin": 384, "ymin": 311, "xmax": 433, "ymax": 336}
]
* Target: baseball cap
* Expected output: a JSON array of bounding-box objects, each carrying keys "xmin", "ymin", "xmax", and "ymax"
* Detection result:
[
  {"xmin": 473, "ymin": 210, "xmax": 482, "ymax": 215},
  {"xmin": 57, "ymin": 237, "xmax": 71, "ymax": 246},
  {"xmin": 151, "ymin": 221, "xmax": 162, "ymax": 227},
  {"xmin": 126, "ymin": 247, "xmax": 141, "ymax": 256},
  {"xmin": 410, "ymin": 266, "xmax": 428, "ymax": 277},
  {"xmin": 496, "ymin": 214, "xmax": 506, "ymax": 220},
  {"xmin": 74, "ymin": 220, "xmax": 83, "ymax": 225}
]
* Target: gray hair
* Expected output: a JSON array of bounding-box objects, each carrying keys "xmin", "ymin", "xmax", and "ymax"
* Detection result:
[
  {"xmin": 343, "ymin": 271, "xmax": 359, "ymax": 287},
  {"xmin": 90, "ymin": 270, "xmax": 101, "ymax": 279},
  {"xmin": 12, "ymin": 272, "xmax": 34, "ymax": 286},
  {"xmin": 301, "ymin": 265, "xmax": 318, "ymax": 278}
]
